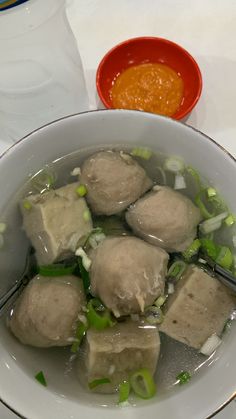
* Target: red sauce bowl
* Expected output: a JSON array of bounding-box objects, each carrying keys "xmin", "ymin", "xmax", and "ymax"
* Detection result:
[{"xmin": 96, "ymin": 37, "xmax": 202, "ymax": 120}]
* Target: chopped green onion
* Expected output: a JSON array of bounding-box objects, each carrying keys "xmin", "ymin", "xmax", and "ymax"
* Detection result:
[
  {"xmin": 83, "ymin": 209, "xmax": 91, "ymax": 222},
  {"xmin": 88, "ymin": 231, "xmax": 106, "ymax": 249},
  {"xmin": 88, "ymin": 377, "xmax": 111, "ymax": 390},
  {"xmin": 154, "ymin": 295, "xmax": 167, "ymax": 307},
  {"xmin": 200, "ymin": 238, "xmax": 219, "ymax": 260},
  {"xmin": 207, "ymin": 187, "xmax": 217, "ymax": 198},
  {"xmin": 164, "ymin": 156, "xmax": 185, "ymax": 173},
  {"xmin": 35, "ymin": 371, "xmax": 47, "ymax": 387},
  {"xmin": 199, "ymin": 212, "xmax": 228, "ymax": 235},
  {"xmin": 186, "ymin": 166, "xmax": 202, "ymax": 190},
  {"xmin": 76, "ymin": 184, "xmax": 87, "ymax": 197},
  {"xmin": 75, "ymin": 247, "xmax": 91, "ymax": 271},
  {"xmin": 38, "ymin": 262, "xmax": 76, "ymax": 277},
  {"xmin": 78, "ymin": 256, "xmax": 90, "ymax": 293},
  {"xmin": 195, "ymin": 191, "xmax": 214, "ymax": 219},
  {"xmin": 167, "ymin": 260, "xmax": 187, "ymax": 280},
  {"xmin": 144, "ymin": 306, "xmax": 164, "ymax": 324},
  {"xmin": 176, "ymin": 371, "xmax": 191, "ymax": 385},
  {"xmin": 87, "ymin": 298, "xmax": 115, "ymax": 330},
  {"xmin": 130, "ymin": 368, "xmax": 156, "ymax": 399},
  {"xmin": 224, "ymin": 214, "xmax": 235, "ymax": 227},
  {"xmin": 200, "ymin": 333, "xmax": 222, "ymax": 356},
  {"xmin": 182, "ymin": 239, "xmax": 201, "ymax": 260},
  {"xmin": 118, "ymin": 380, "xmax": 130, "ymax": 404},
  {"xmin": 71, "ymin": 321, "xmax": 88, "ymax": 353},
  {"xmin": 215, "ymin": 246, "xmax": 233, "ymax": 270},
  {"xmin": 131, "ymin": 147, "xmax": 152, "ymax": 160},
  {"xmin": 174, "ymin": 173, "xmax": 186, "ymax": 190},
  {"xmin": 23, "ymin": 200, "xmax": 32, "ymax": 210},
  {"xmin": 0, "ymin": 223, "xmax": 7, "ymax": 233}
]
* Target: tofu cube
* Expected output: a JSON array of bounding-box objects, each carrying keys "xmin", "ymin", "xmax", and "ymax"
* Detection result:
[
  {"xmin": 160, "ymin": 265, "xmax": 236, "ymax": 349},
  {"xmin": 21, "ymin": 182, "xmax": 92, "ymax": 265},
  {"xmin": 77, "ymin": 320, "xmax": 160, "ymax": 393}
]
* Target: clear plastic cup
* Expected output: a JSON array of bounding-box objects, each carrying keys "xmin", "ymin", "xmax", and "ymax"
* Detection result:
[{"xmin": 0, "ymin": 0, "xmax": 89, "ymax": 144}]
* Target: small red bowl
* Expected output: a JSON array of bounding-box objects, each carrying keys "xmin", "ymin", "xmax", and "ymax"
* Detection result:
[{"xmin": 96, "ymin": 37, "xmax": 202, "ymax": 120}]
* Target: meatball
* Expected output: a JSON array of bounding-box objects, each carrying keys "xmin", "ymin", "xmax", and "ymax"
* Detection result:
[
  {"xmin": 9, "ymin": 275, "xmax": 86, "ymax": 347},
  {"xmin": 126, "ymin": 186, "xmax": 202, "ymax": 252},
  {"xmin": 90, "ymin": 236, "xmax": 169, "ymax": 317},
  {"xmin": 80, "ymin": 150, "xmax": 152, "ymax": 215}
]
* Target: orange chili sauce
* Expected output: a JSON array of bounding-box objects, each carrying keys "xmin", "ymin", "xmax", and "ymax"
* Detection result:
[{"xmin": 110, "ymin": 63, "xmax": 184, "ymax": 116}]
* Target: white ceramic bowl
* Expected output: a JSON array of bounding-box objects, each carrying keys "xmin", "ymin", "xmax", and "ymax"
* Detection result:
[{"xmin": 0, "ymin": 110, "xmax": 235, "ymax": 419}]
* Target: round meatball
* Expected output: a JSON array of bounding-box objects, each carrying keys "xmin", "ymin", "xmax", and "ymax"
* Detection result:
[
  {"xmin": 80, "ymin": 150, "xmax": 152, "ymax": 215},
  {"xmin": 90, "ymin": 236, "xmax": 169, "ymax": 317},
  {"xmin": 9, "ymin": 275, "xmax": 86, "ymax": 347},
  {"xmin": 126, "ymin": 186, "xmax": 202, "ymax": 252}
]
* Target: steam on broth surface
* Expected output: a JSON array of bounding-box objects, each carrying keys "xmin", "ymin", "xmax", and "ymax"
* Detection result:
[{"xmin": 2, "ymin": 145, "xmax": 236, "ymax": 406}]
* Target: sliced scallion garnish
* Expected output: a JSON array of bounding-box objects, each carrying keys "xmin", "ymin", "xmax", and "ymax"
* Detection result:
[
  {"xmin": 76, "ymin": 184, "xmax": 87, "ymax": 197},
  {"xmin": 130, "ymin": 368, "xmax": 156, "ymax": 399},
  {"xmin": 144, "ymin": 306, "xmax": 164, "ymax": 325},
  {"xmin": 215, "ymin": 246, "xmax": 233, "ymax": 270},
  {"xmin": 23, "ymin": 200, "xmax": 32, "ymax": 210},
  {"xmin": 164, "ymin": 156, "xmax": 185, "ymax": 173},
  {"xmin": 38, "ymin": 262, "xmax": 76, "ymax": 277},
  {"xmin": 131, "ymin": 147, "xmax": 152, "ymax": 160},
  {"xmin": 200, "ymin": 238, "xmax": 219, "ymax": 260},
  {"xmin": 154, "ymin": 295, "xmax": 167, "ymax": 307},
  {"xmin": 224, "ymin": 214, "xmax": 235, "ymax": 227},
  {"xmin": 118, "ymin": 380, "xmax": 130, "ymax": 404},
  {"xmin": 195, "ymin": 191, "xmax": 215, "ymax": 219},
  {"xmin": 75, "ymin": 247, "xmax": 91, "ymax": 271},
  {"xmin": 199, "ymin": 212, "xmax": 228, "ymax": 235},
  {"xmin": 182, "ymin": 239, "xmax": 201, "ymax": 260},
  {"xmin": 83, "ymin": 209, "xmax": 91, "ymax": 222},
  {"xmin": 176, "ymin": 371, "xmax": 191, "ymax": 385},
  {"xmin": 71, "ymin": 321, "xmax": 88, "ymax": 353},
  {"xmin": 167, "ymin": 260, "xmax": 187, "ymax": 280},
  {"xmin": 35, "ymin": 371, "xmax": 47, "ymax": 387},
  {"xmin": 87, "ymin": 298, "xmax": 115, "ymax": 330},
  {"xmin": 186, "ymin": 166, "xmax": 202, "ymax": 190},
  {"xmin": 88, "ymin": 377, "xmax": 111, "ymax": 390}
]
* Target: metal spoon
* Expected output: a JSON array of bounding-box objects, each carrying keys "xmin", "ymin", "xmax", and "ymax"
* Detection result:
[{"xmin": 0, "ymin": 248, "xmax": 36, "ymax": 312}]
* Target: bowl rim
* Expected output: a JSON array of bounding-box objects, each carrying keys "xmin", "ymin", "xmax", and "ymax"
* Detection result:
[
  {"xmin": 96, "ymin": 36, "xmax": 203, "ymax": 120},
  {"xmin": 0, "ymin": 109, "xmax": 235, "ymax": 419}
]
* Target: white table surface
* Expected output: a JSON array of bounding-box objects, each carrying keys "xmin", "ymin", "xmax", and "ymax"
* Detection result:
[{"xmin": 1, "ymin": 0, "xmax": 236, "ymax": 417}]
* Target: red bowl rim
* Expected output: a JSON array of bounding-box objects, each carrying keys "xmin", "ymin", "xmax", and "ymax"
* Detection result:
[{"xmin": 96, "ymin": 36, "xmax": 203, "ymax": 120}]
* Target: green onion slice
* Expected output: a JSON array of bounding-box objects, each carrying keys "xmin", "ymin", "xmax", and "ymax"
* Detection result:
[
  {"xmin": 131, "ymin": 147, "xmax": 152, "ymax": 160},
  {"xmin": 186, "ymin": 166, "xmax": 202, "ymax": 190},
  {"xmin": 78, "ymin": 256, "xmax": 90, "ymax": 292},
  {"xmin": 130, "ymin": 368, "xmax": 156, "ymax": 399},
  {"xmin": 200, "ymin": 238, "xmax": 219, "ymax": 260},
  {"xmin": 38, "ymin": 262, "xmax": 76, "ymax": 277},
  {"xmin": 154, "ymin": 295, "xmax": 167, "ymax": 307},
  {"xmin": 224, "ymin": 214, "xmax": 235, "ymax": 227},
  {"xmin": 88, "ymin": 377, "xmax": 111, "ymax": 390},
  {"xmin": 71, "ymin": 321, "xmax": 88, "ymax": 353},
  {"xmin": 118, "ymin": 381, "xmax": 130, "ymax": 404},
  {"xmin": 144, "ymin": 306, "xmax": 164, "ymax": 325},
  {"xmin": 215, "ymin": 246, "xmax": 233, "ymax": 270},
  {"xmin": 35, "ymin": 371, "xmax": 47, "ymax": 387},
  {"xmin": 87, "ymin": 298, "xmax": 115, "ymax": 330},
  {"xmin": 176, "ymin": 371, "xmax": 191, "ymax": 385},
  {"xmin": 76, "ymin": 184, "xmax": 87, "ymax": 197},
  {"xmin": 195, "ymin": 191, "xmax": 215, "ymax": 219},
  {"xmin": 167, "ymin": 260, "xmax": 187, "ymax": 280},
  {"xmin": 182, "ymin": 239, "xmax": 201, "ymax": 260}
]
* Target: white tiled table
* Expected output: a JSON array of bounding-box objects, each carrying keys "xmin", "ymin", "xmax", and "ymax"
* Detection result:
[{"xmin": 0, "ymin": 0, "xmax": 236, "ymax": 417}]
